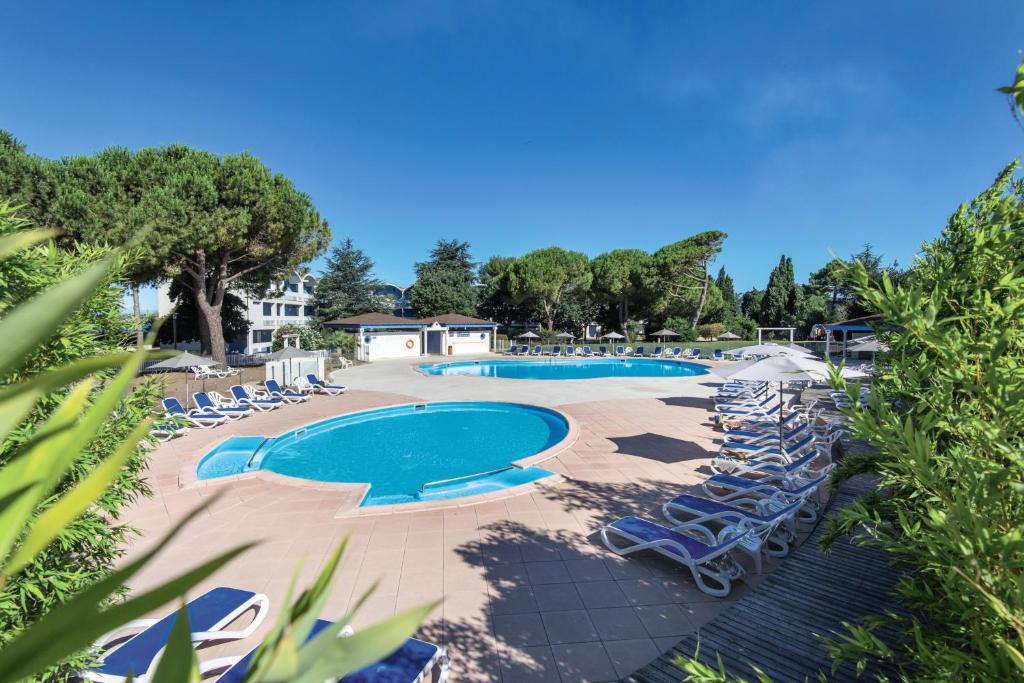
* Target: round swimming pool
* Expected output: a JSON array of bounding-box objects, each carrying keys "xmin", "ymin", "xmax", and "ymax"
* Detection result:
[
  {"xmin": 419, "ymin": 357, "xmax": 709, "ymax": 380},
  {"xmin": 196, "ymin": 402, "xmax": 570, "ymax": 507}
]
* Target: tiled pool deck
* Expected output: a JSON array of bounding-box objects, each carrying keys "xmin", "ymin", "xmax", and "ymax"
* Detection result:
[{"xmin": 122, "ymin": 357, "xmax": 822, "ymax": 681}]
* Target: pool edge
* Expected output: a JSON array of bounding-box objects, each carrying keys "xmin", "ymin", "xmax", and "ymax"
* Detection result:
[{"xmin": 176, "ymin": 399, "xmax": 579, "ymax": 518}]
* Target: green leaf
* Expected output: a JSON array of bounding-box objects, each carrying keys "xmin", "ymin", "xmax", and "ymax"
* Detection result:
[
  {"xmin": 4, "ymin": 418, "xmax": 154, "ymax": 576},
  {"xmin": 0, "ymin": 256, "xmax": 115, "ymax": 374},
  {"xmin": 0, "ymin": 340, "xmax": 150, "ymax": 569},
  {"xmin": 0, "ymin": 228, "xmax": 61, "ymax": 260},
  {"xmin": 0, "ymin": 379, "xmax": 95, "ymax": 568},
  {"xmin": 0, "ymin": 498, "xmax": 254, "ymax": 683},
  {"xmin": 292, "ymin": 602, "xmax": 440, "ymax": 683},
  {"xmin": 0, "ymin": 352, "xmax": 135, "ymax": 444},
  {"xmin": 150, "ymin": 604, "xmax": 201, "ymax": 683}
]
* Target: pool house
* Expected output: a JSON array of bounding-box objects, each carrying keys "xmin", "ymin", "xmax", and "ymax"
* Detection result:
[{"xmin": 325, "ymin": 312, "xmax": 497, "ymax": 361}]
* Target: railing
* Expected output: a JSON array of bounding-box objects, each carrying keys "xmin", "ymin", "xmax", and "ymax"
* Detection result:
[{"xmin": 420, "ymin": 465, "xmax": 514, "ymax": 493}]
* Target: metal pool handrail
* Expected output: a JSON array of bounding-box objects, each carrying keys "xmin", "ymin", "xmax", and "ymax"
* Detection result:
[
  {"xmin": 245, "ymin": 436, "xmax": 272, "ymax": 469},
  {"xmin": 419, "ymin": 465, "xmax": 515, "ymax": 493}
]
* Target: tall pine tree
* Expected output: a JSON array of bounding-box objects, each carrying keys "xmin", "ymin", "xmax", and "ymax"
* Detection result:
[
  {"xmin": 409, "ymin": 239, "xmax": 478, "ymax": 317},
  {"xmin": 313, "ymin": 238, "xmax": 389, "ymax": 322},
  {"xmin": 759, "ymin": 255, "xmax": 798, "ymax": 326}
]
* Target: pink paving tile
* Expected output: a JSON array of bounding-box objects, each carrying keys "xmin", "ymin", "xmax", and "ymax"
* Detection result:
[{"xmin": 116, "ymin": 385, "xmax": 833, "ymax": 682}]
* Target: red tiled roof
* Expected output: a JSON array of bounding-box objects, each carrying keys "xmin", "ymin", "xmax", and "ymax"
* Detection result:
[
  {"xmin": 416, "ymin": 313, "xmax": 494, "ymax": 326},
  {"xmin": 323, "ymin": 313, "xmax": 419, "ymax": 326}
]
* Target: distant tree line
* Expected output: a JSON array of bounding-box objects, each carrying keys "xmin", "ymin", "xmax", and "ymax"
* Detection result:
[{"xmin": 315, "ymin": 231, "xmax": 906, "ymax": 341}]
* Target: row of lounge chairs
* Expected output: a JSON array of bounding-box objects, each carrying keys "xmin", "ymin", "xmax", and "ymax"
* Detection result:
[
  {"xmin": 191, "ymin": 364, "xmax": 240, "ymax": 380},
  {"xmin": 598, "ymin": 379, "xmax": 840, "ymax": 597},
  {"xmin": 504, "ymin": 344, "xmax": 711, "ymax": 359},
  {"xmin": 82, "ymin": 586, "xmax": 449, "ymax": 682},
  {"xmin": 152, "ymin": 374, "xmax": 347, "ymax": 442}
]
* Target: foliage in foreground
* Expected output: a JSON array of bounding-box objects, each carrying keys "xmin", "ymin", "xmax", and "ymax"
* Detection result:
[
  {"xmin": 0, "ymin": 204, "xmax": 434, "ymax": 680},
  {"xmin": 0, "ymin": 202, "xmax": 162, "ymax": 677},
  {"xmin": 824, "ymin": 162, "xmax": 1024, "ymax": 680}
]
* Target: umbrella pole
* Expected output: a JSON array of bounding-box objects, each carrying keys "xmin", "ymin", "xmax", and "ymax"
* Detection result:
[{"xmin": 778, "ymin": 381, "xmax": 785, "ymax": 452}]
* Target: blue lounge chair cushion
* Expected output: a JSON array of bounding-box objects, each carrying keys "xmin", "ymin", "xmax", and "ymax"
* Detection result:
[
  {"xmin": 607, "ymin": 516, "xmax": 712, "ymax": 560},
  {"xmin": 92, "ymin": 587, "xmax": 257, "ymax": 678},
  {"xmin": 217, "ymin": 620, "xmax": 442, "ymax": 683},
  {"xmin": 726, "ymin": 434, "xmax": 814, "ymax": 456},
  {"xmin": 706, "ymin": 473, "xmax": 826, "ymax": 498},
  {"xmin": 194, "ymin": 393, "xmax": 249, "ymax": 414},
  {"xmin": 230, "ymin": 386, "xmax": 281, "ymax": 405},
  {"xmin": 265, "ymin": 380, "xmax": 309, "ymax": 399},
  {"xmin": 667, "ymin": 494, "xmax": 777, "ymax": 524},
  {"xmin": 306, "ymin": 374, "xmax": 346, "ymax": 390}
]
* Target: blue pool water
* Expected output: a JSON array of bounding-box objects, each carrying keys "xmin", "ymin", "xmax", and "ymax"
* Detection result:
[
  {"xmin": 419, "ymin": 357, "xmax": 709, "ymax": 380},
  {"xmin": 196, "ymin": 402, "xmax": 569, "ymax": 506}
]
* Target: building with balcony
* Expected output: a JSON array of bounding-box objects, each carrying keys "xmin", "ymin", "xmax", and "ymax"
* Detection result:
[{"xmin": 156, "ymin": 270, "xmax": 319, "ymax": 354}]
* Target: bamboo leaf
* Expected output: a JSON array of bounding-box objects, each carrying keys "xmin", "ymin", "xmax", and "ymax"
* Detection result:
[
  {"xmin": 0, "ymin": 352, "xmax": 134, "ymax": 444},
  {"xmin": 150, "ymin": 604, "xmax": 201, "ymax": 683},
  {"xmin": 0, "ymin": 380, "xmax": 95, "ymax": 567},
  {"xmin": 0, "ymin": 257, "xmax": 115, "ymax": 374},
  {"xmin": 5, "ymin": 419, "xmax": 154, "ymax": 576},
  {"xmin": 292, "ymin": 602, "xmax": 440, "ymax": 683},
  {"xmin": 0, "ymin": 228, "xmax": 61, "ymax": 259}
]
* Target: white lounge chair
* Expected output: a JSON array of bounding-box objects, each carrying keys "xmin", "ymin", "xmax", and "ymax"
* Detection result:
[
  {"xmin": 702, "ymin": 470, "xmax": 833, "ymax": 523},
  {"xmin": 305, "ymin": 373, "xmax": 347, "ymax": 396},
  {"xmin": 661, "ymin": 493, "xmax": 802, "ymax": 573},
  {"xmin": 601, "ymin": 516, "xmax": 749, "ymax": 597},
  {"xmin": 204, "ymin": 619, "xmax": 449, "ymax": 683},
  {"xmin": 264, "ymin": 379, "xmax": 311, "ymax": 403},
  {"xmin": 229, "ymin": 385, "xmax": 282, "ymax": 411},
  {"xmin": 83, "ymin": 587, "xmax": 268, "ymax": 682},
  {"xmin": 161, "ymin": 398, "xmax": 227, "ymax": 429}
]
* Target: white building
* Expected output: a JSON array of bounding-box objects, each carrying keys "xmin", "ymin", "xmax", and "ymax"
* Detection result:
[
  {"xmin": 156, "ymin": 270, "xmax": 319, "ymax": 354},
  {"xmin": 324, "ymin": 312, "xmax": 496, "ymax": 361}
]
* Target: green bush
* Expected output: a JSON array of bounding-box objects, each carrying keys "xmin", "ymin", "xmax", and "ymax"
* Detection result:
[
  {"xmin": 825, "ymin": 162, "xmax": 1024, "ymax": 680},
  {"xmin": 272, "ymin": 323, "xmax": 325, "ymax": 351},
  {"xmin": 662, "ymin": 317, "xmax": 698, "ymax": 342},
  {"xmin": 696, "ymin": 322, "xmax": 726, "ymax": 340},
  {"xmin": 0, "ymin": 203, "xmax": 161, "ymax": 678},
  {"xmin": 323, "ymin": 329, "xmax": 357, "ymax": 354}
]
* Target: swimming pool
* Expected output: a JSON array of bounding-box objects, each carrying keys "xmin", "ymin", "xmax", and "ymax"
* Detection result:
[
  {"xmin": 196, "ymin": 402, "xmax": 570, "ymax": 506},
  {"xmin": 419, "ymin": 357, "xmax": 709, "ymax": 380}
]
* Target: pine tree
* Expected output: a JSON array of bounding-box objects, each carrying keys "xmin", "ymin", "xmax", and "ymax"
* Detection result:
[
  {"xmin": 759, "ymin": 255, "xmax": 798, "ymax": 326},
  {"xmin": 313, "ymin": 238, "xmax": 389, "ymax": 322},
  {"xmin": 409, "ymin": 239, "xmax": 478, "ymax": 317}
]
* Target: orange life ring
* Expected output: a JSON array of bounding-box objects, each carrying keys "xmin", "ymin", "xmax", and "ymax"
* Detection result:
[{"xmin": 406, "ymin": 339, "xmax": 415, "ymax": 349}]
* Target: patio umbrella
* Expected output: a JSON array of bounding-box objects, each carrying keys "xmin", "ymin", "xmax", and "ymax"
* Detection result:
[
  {"xmin": 718, "ymin": 331, "xmax": 740, "ymax": 340},
  {"xmin": 517, "ymin": 331, "xmax": 540, "ymax": 339},
  {"xmin": 149, "ymin": 351, "xmax": 217, "ymax": 404},
  {"xmin": 555, "ymin": 332, "xmax": 574, "ymax": 339},
  {"xmin": 649, "ymin": 328, "xmax": 679, "ymax": 341},
  {"xmin": 267, "ymin": 345, "xmax": 310, "ymax": 385},
  {"xmin": 720, "ymin": 355, "xmax": 866, "ymax": 449},
  {"xmin": 786, "ymin": 343, "xmax": 815, "ymax": 356},
  {"xmin": 601, "ymin": 331, "xmax": 626, "ymax": 339},
  {"xmin": 729, "ymin": 343, "xmax": 806, "ymax": 358}
]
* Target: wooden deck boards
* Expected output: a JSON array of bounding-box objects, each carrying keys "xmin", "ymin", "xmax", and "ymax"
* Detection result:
[{"xmin": 627, "ymin": 476, "xmax": 904, "ymax": 682}]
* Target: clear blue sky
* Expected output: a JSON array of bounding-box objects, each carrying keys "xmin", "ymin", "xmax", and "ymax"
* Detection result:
[{"xmin": 3, "ymin": 1, "xmax": 1022, "ymax": 310}]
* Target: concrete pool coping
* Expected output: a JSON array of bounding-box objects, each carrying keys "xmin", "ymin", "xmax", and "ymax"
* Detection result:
[{"xmin": 176, "ymin": 400, "xmax": 581, "ymax": 517}]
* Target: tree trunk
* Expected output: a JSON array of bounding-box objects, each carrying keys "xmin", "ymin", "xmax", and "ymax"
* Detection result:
[
  {"xmin": 193, "ymin": 293, "xmax": 226, "ymax": 362},
  {"xmin": 186, "ymin": 252, "xmax": 228, "ymax": 363},
  {"xmin": 132, "ymin": 282, "xmax": 143, "ymax": 349},
  {"xmin": 619, "ymin": 295, "xmax": 628, "ymax": 334},
  {"xmin": 690, "ymin": 267, "xmax": 710, "ymax": 329}
]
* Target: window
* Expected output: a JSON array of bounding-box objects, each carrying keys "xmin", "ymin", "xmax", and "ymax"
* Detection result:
[
  {"xmin": 286, "ymin": 282, "xmax": 299, "ymax": 293},
  {"xmin": 284, "ymin": 304, "xmax": 300, "ymax": 317},
  {"xmin": 262, "ymin": 302, "xmax": 273, "ymax": 316},
  {"xmin": 252, "ymin": 329, "xmax": 273, "ymax": 343}
]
